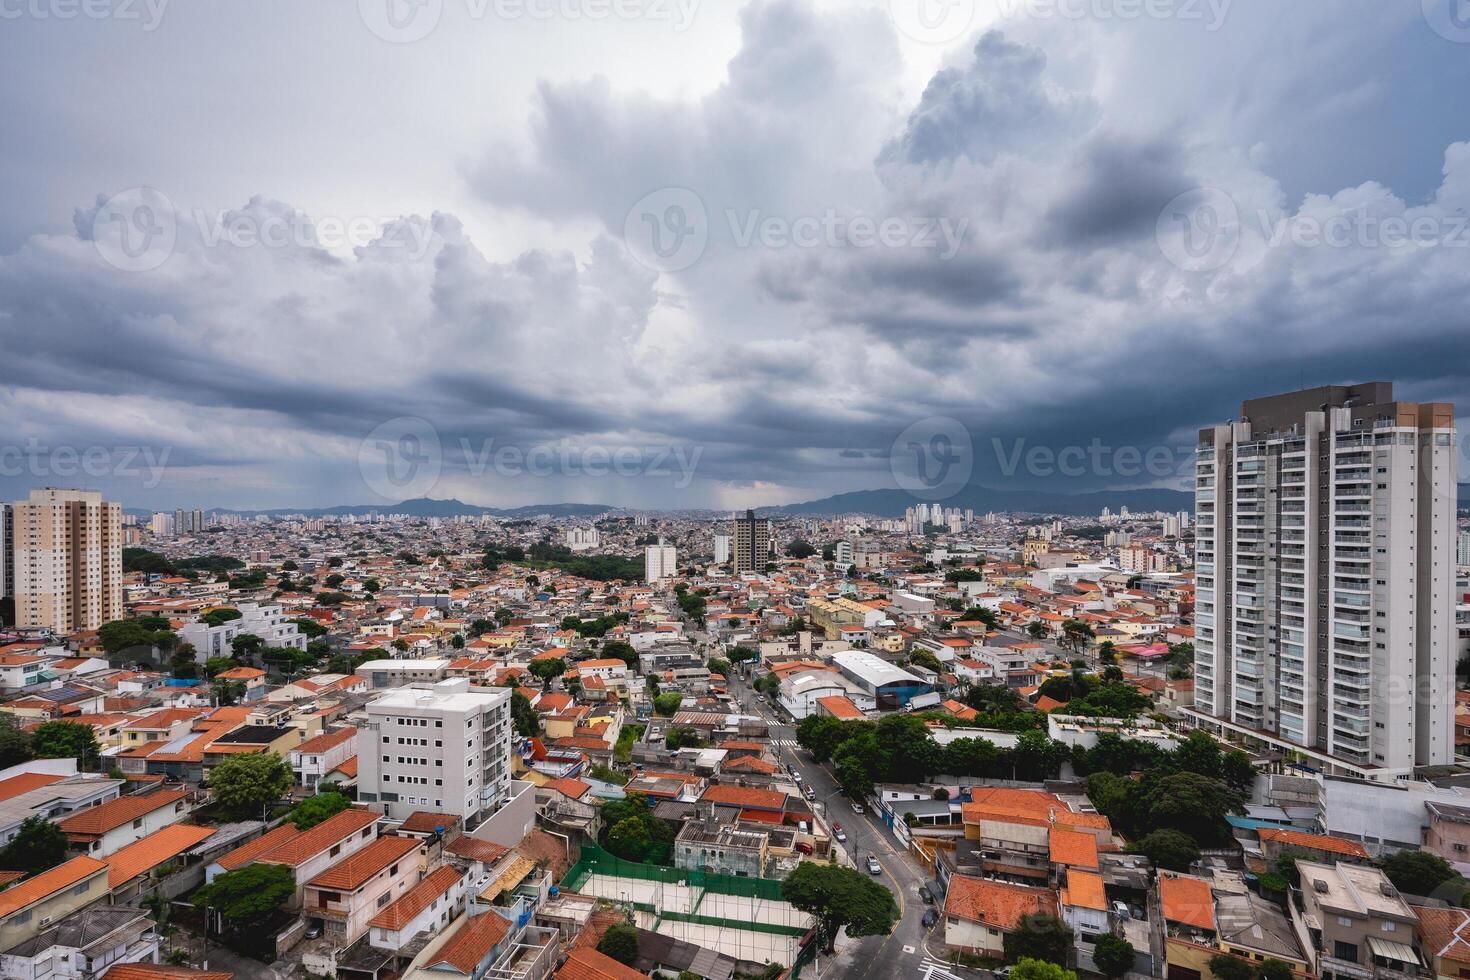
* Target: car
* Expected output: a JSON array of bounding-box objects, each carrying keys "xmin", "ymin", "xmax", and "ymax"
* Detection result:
[
  {"xmin": 833, "ymin": 826, "xmax": 846, "ymax": 842},
  {"xmin": 993, "ymin": 968, "xmax": 1013, "ymax": 980},
  {"xmin": 918, "ymin": 885, "xmax": 934, "ymax": 905},
  {"xmin": 867, "ymin": 856, "xmax": 882, "ymax": 875},
  {"xmin": 1111, "ymin": 901, "xmax": 1131, "ymax": 920},
  {"xmin": 791, "ymin": 771, "xmax": 802, "ymax": 784},
  {"xmin": 304, "ymin": 921, "xmax": 323, "ymax": 940},
  {"xmin": 851, "ymin": 802, "xmax": 865, "ymax": 814},
  {"xmin": 921, "ymin": 909, "xmax": 939, "ymax": 928},
  {"xmin": 803, "ymin": 786, "xmax": 816, "ymax": 800}
]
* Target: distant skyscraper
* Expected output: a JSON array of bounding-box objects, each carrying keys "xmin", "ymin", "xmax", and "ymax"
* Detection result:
[
  {"xmin": 1192, "ymin": 383, "xmax": 1455, "ymax": 776},
  {"xmin": 1458, "ymin": 530, "xmax": 1470, "ymax": 567},
  {"xmin": 645, "ymin": 539, "xmax": 677, "ymax": 583},
  {"xmin": 834, "ymin": 539, "xmax": 853, "ymax": 567},
  {"xmin": 712, "ymin": 533, "xmax": 731, "ymax": 565},
  {"xmin": 0, "ymin": 504, "xmax": 11, "ymax": 622},
  {"xmin": 150, "ymin": 512, "xmax": 172, "ymax": 537},
  {"xmin": 732, "ymin": 509, "xmax": 771, "ymax": 574},
  {"xmin": 565, "ymin": 526, "xmax": 601, "ymax": 552},
  {"xmin": 11, "ymin": 488, "xmax": 122, "ymax": 634}
]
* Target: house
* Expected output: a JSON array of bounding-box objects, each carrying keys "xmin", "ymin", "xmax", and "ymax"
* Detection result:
[
  {"xmin": 0, "ymin": 773, "xmax": 123, "ymax": 846},
  {"xmin": 407, "ymin": 906, "xmax": 514, "ymax": 980},
  {"xmin": 289, "ymin": 728, "xmax": 358, "ymax": 791},
  {"xmin": 57, "ymin": 789, "xmax": 191, "ymax": 857},
  {"xmin": 554, "ymin": 947, "xmax": 645, "ymax": 980},
  {"xmin": 206, "ymin": 806, "xmax": 382, "ymax": 906},
  {"xmin": 1414, "ymin": 905, "xmax": 1470, "ymax": 980},
  {"xmin": 0, "ymin": 857, "xmax": 111, "ymax": 950},
  {"xmin": 941, "ymin": 873, "xmax": 1059, "ymax": 958},
  {"xmin": 1288, "ymin": 860, "xmax": 1424, "ymax": 979},
  {"xmin": 0, "ymin": 905, "xmax": 160, "ymax": 980},
  {"xmin": 1058, "ymin": 869, "xmax": 1108, "ymax": 945},
  {"xmin": 367, "ymin": 864, "xmax": 469, "ymax": 951},
  {"xmin": 102, "ymin": 824, "xmax": 217, "ymax": 900},
  {"xmin": 303, "ymin": 833, "xmax": 425, "ymax": 945},
  {"xmin": 0, "ymin": 656, "xmax": 47, "ymax": 692}
]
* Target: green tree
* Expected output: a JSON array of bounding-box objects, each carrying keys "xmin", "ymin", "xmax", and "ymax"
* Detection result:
[
  {"xmin": 1093, "ymin": 933, "xmax": 1135, "ymax": 979},
  {"xmin": 1380, "ymin": 849, "xmax": 1463, "ymax": 898},
  {"xmin": 201, "ymin": 607, "xmax": 243, "ymax": 628},
  {"xmin": 289, "ymin": 791, "xmax": 351, "ymax": 829},
  {"xmin": 780, "ymin": 862, "xmax": 898, "ymax": 953},
  {"xmin": 32, "ymin": 721, "xmax": 100, "ymax": 763},
  {"xmin": 597, "ymin": 920, "xmax": 640, "ymax": 966},
  {"xmin": 510, "ymin": 690, "xmax": 540, "ymax": 736},
  {"xmin": 665, "ymin": 726, "xmax": 704, "ymax": 750},
  {"xmin": 528, "ymin": 658, "xmax": 566, "ymax": 690},
  {"xmin": 206, "ymin": 752, "xmax": 292, "ymax": 818},
  {"xmin": 98, "ymin": 617, "xmax": 174, "ymax": 655},
  {"xmin": 1256, "ymin": 959, "xmax": 1294, "ymax": 980},
  {"xmin": 1138, "ymin": 829, "xmax": 1201, "ymax": 872},
  {"xmin": 0, "ymin": 715, "xmax": 33, "ymax": 769},
  {"xmin": 0, "ymin": 816, "xmax": 67, "ymax": 873},
  {"xmin": 784, "ymin": 539, "xmax": 816, "ymax": 559},
  {"xmin": 606, "ymin": 817, "xmax": 653, "ymax": 862},
  {"xmin": 1003, "ymin": 913, "xmax": 1073, "ymax": 965},
  {"xmin": 653, "ymin": 692, "xmax": 684, "ymax": 716},
  {"xmin": 1206, "ymin": 954, "xmax": 1255, "ymax": 980},
  {"xmin": 1010, "ymin": 960, "xmax": 1078, "ymax": 980},
  {"xmin": 195, "ymin": 862, "xmax": 295, "ymax": 925},
  {"xmin": 205, "ymin": 656, "xmax": 239, "ymax": 678}
]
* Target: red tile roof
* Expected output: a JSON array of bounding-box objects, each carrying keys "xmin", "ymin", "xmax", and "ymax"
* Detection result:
[
  {"xmin": 699, "ymin": 784, "xmax": 788, "ymax": 811},
  {"xmin": 104, "ymin": 824, "xmax": 217, "ymax": 887},
  {"xmin": 943, "ymin": 875, "xmax": 1057, "ymax": 931},
  {"xmin": 0, "ymin": 857, "xmax": 108, "ymax": 916},
  {"xmin": 557, "ymin": 947, "xmax": 646, "ymax": 980},
  {"xmin": 103, "ymin": 966, "xmax": 231, "ymax": 980},
  {"xmin": 1256, "ymin": 827, "xmax": 1370, "ymax": 859},
  {"xmin": 260, "ymin": 807, "xmax": 380, "ymax": 867},
  {"xmin": 1159, "ymin": 872, "xmax": 1215, "ymax": 931},
  {"xmin": 428, "ymin": 906, "xmax": 510, "ymax": 973},
  {"xmin": 293, "ymin": 728, "xmax": 357, "ymax": 755},
  {"xmin": 308, "ymin": 834, "xmax": 419, "ymax": 891},
  {"xmin": 369, "ymin": 864, "xmax": 463, "ymax": 930},
  {"xmin": 58, "ymin": 789, "xmax": 188, "ymax": 838}
]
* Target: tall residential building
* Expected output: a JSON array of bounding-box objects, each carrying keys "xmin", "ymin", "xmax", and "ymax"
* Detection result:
[
  {"xmin": 565, "ymin": 525, "xmax": 601, "ymax": 552},
  {"xmin": 644, "ymin": 539, "xmax": 677, "ymax": 583},
  {"xmin": 0, "ymin": 504, "xmax": 11, "ymax": 623},
  {"xmin": 732, "ymin": 509, "xmax": 771, "ymax": 574},
  {"xmin": 1458, "ymin": 530, "xmax": 1470, "ymax": 567},
  {"xmin": 1191, "ymin": 383, "xmax": 1456, "ymax": 778},
  {"xmin": 712, "ymin": 533, "xmax": 731, "ymax": 565},
  {"xmin": 11, "ymin": 488, "xmax": 122, "ymax": 634},
  {"xmin": 357, "ymin": 678, "xmax": 512, "ymax": 825}
]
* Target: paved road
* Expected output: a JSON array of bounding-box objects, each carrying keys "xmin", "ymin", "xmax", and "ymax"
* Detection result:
[{"xmin": 726, "ymin": 670, "xmax": 985, "ymax": 980}]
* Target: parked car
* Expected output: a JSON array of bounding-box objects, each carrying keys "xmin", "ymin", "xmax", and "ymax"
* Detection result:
[
  {"xmin": 304, "ymin": 920, "xmax": 323, "ymax": 940},
  {"xmin": 791, "ymin": 771, "xmax": 802, "ymax": 784},
  {"xmin": 833, "ymin": 826, "xmax": 846, "ymax": 842},
  {"xmin": 867, "ymin": 856, "xmax": 882, "ymax": 875},
  {"xmin": 921, "ymin": 909, "xmax": 939, "ymax": 928},
  {"xmin": 918, "ymin": 885, "xmax": 934, "ymax": 905},
  {"xmin": 994, "ymin": 968, "xmax": 1012, "ymax": 980},
  {"xmin": 851, "ymin": 802, "xmax": 865, "ymax": 814},
  {"xmin": 803, "ymin": 786, "xmax": 816, "ymax": 800},
  {"xmin": 1111, "ymin": 901, "xmax": 1131, "ymax": 919}
]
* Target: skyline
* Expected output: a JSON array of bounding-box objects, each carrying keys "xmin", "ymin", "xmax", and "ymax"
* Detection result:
[{"xmin": 3, "ymin": 0, "xmax": 1470, "ymax": 511}]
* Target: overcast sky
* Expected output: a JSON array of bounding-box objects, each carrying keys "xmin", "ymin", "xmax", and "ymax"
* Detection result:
[{"xmin": 1, "ymin": 0, "xmax": 1468, "ymax": 511}]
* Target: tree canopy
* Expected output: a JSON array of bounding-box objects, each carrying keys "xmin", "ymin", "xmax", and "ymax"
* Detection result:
[
  {"xmin": 1003, "ymin": 913, "xmax": 1073, "ymax": 965},
  {"xmin": 195, "ymin": 862, "xmax": 295, "ymax": 923},
  {"xmin": 32, "ymin": 721, "xmax": 100, "ymax": 763},
  {"xmin": 289, "ymin": 791, "xmax": 352, "ymax": 829},
  {"xmin": 597, "ymin": 921, "xmax": 640, "ymax": 966},
  {"xmin": 0, "ymin": 816, "xmax": 67, "ymax": 873},
  {"xmin": 206, "ymin": 752, "xmax": 292, "ymax": 818},
  {"xmin": 779, "ymin": 861, "xmax": 898, "ymax": 953}
]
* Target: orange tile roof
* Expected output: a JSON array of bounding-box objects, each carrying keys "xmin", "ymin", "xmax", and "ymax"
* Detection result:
[
  {"xmin": 700, "ymin": 784, "xmax": 788, "ymax": 811},
  {"xmin": 0, "ymin": 771, "xmax": 65, "ymax": 802},
  {"xmin": 293, "ymin": 728, "xmax": 357, "ymax": 755},
  {"xmin": 307, "ymin": 834, "xmax": 419, "ymax": 891},
  {"xmin": 369, "ymin": 864, "xmax": 463, "ymax": 930},
  {"xmin": 58, "ymin": 789, "xmax": 188, "ymax": 837},
  {"xmin": 259, "ymin": 807, "xmax": 380, "ymax": 867},
  {"xmin": 215, "ymin": 823, "xmax": 303, "ymax": 871},
  {"xmin": 1416, "ymin": 906, "xmax": 1470, "ymax": 964},
  {"xmin": 104, "ymin": 824, "xmax": 217, "ymax": 888},
  {"xmin": 1061, "ymin": 870, "xmax": 1107, "ymax": 911},
  {"xmin": 400, "ymin": 812, "xmax": 461, "ymax": 834},
  {"xmin": 815, "ymin": 695, "xmax": 865, "ymax": 720},
  {"xmin": 428, "ymin": 905, "xmax": 510, "ymax": 973},
  {"xmin": 943, "ymin": 874, "xmax": 1058, "ymax": 931},
  {"xmin": 103, "ymin": 966, "xmax": 231, "ymax": 980},
  {"xmin": 1049, "ymin": 828, "xmax": 1100, "ymax": 869},
  {"xmin": 0, "ymin": 857, "xmax": 108, "ymax": 916},
  {"xmin": 446, "ymin": 836, "xmax": 509, "ymax": 865},
  {"xmin": 545, "ymin": 777, "xmax": 591, "ymax": 800},
  {"xmin": 557, "ymin": 947, "xmax": 646, "ymax": 980},
  {"xmin": 1159, "ymin": 872, "xmax": 1215, "ymax": 931},
  {"xmin": 1256, "ymin": 827, "xmax": 1370, "ymax": 859}
]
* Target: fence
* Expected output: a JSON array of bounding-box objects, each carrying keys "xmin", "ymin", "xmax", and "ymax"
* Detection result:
[{"xmin": 563, "ymin": 844, "xmax": 788, "ymax": 903}]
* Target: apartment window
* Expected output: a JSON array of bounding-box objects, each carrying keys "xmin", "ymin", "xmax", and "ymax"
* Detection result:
[{"xmin": 1334, "ymin": 940, "xmax": 1358, "ymax": 961}]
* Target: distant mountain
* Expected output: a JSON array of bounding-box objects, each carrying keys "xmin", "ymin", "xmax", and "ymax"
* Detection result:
[
  {"xmin": 773, "ymin": 482, "xmax": 1470, "ymax": 517},
  {"xmin": 768, "ymin": 485, "xmax": 1194, "ymax": 518},
  {"xmin": 129, "ymin": 498, "xmax": 622, "ymax": 520}
]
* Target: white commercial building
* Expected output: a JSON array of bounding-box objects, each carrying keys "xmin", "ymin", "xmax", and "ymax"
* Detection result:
[
  {"xmin": 712, "ymin": 533, "xmax": 731, "ymax": 565},
  {"xmin": 645, "ymin": 540, "xmax": 677, "ymax": 583},
  {"xmin": 357, "ymin": 678, "xmax": 513, "ymax": 826},
  {"xmin": 565, "ymin": 526, "xmax": 601, "ymax": 552},
  {"xmin": 1190, "ymin": 384, "xmax": 1456, "ymax": 779}
]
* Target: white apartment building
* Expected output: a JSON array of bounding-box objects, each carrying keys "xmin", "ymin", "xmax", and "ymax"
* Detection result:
[
  {"xmin": 357, "ymin": 678, "xmax": 513, "ymax": 827},
  {"xmin": 565, "ymin": 526, "xmax": 600, "ymax": 552},
  {"xmin": 1190, "ymin": 383, "xmax": 1456, "ymax": 778},
  {"xmin": 833, "ymin": 540, "xmax": 853, "ymax": 567},
  {"xmin": 178, "ymin": 601, "xmax": 307, "ymax": 662},
  {"xmin": 1458, "ymin": 530, "xmax": 1470, "ymax": 567},
  {"xmin": 10, "ymin": 489, "xmax": 121, "ymax": 634},
  {"xmin": 0, "ymin": 504, "xmax": 11, "ymax": 614},
  {"xmin": 712, "ymin": 533, "xmax": 731, "ymax": 565},
  {"xmin": 645, "ymin": 540, "xmax": 677, "ymax": 583}
]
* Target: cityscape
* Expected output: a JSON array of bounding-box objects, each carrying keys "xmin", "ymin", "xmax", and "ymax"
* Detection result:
[{"xmin": 3, "ymin": 3, "xmax": 1470, "ymax": 980}]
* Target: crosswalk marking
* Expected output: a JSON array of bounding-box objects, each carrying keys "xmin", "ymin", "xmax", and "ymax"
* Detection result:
[
  {"xmin": 919, "ymin": 957, "xmax": 965, "ymax": 980},
  {"xmin": 774, "ymin": 739, "xmax": 798, "ymax": 747}
]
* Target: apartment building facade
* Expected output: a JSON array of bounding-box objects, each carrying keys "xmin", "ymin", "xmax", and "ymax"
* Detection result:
[
  {"xmin": 10, "ymin": 489, "xmax": 121, "ymax": 634},
  {"xmin": 732, "ymin": 509, "xmax": 771, "ymax": 574},
  {"xmin": 1191, "ymin": 384, "xmax": 1456, "ymax": 777},
  {"xmin": 357, "ymin": 678, "xmax": 513, "ymax": 826}
]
